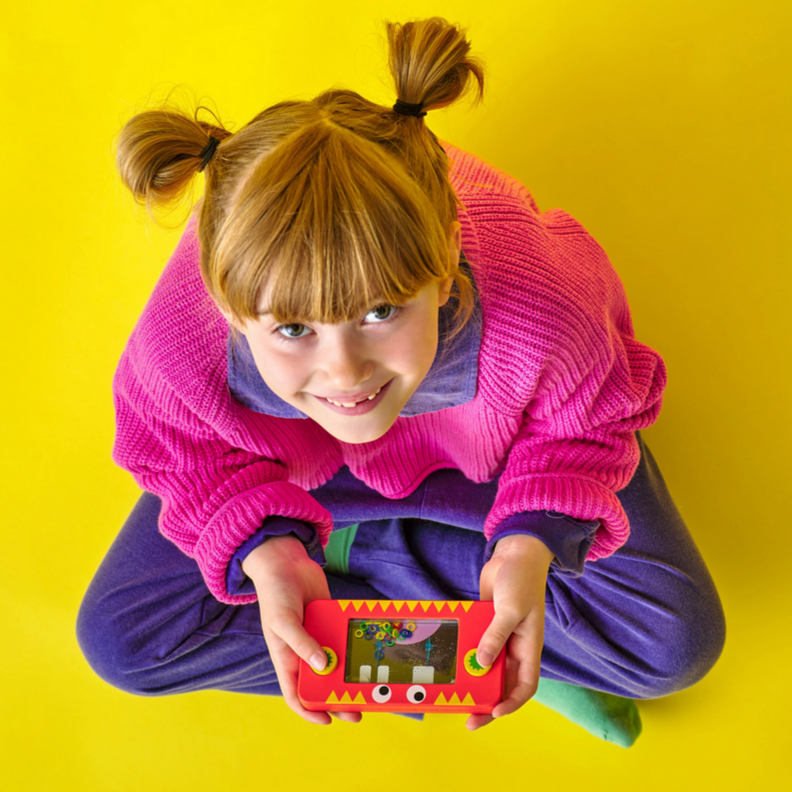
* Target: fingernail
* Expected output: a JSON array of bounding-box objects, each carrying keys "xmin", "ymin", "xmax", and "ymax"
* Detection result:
[{"xmin": 309, "ymin": 651, "xmax": 326, "ymax": 671}]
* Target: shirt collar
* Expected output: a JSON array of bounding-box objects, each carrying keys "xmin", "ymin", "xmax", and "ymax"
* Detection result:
[{"xmin": 227, "ymin": 252, "xmax": 482, "ymax": 419}]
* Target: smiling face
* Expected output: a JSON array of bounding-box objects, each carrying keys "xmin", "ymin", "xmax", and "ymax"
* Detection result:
[{"xmin": 227, "ymin": 223, "xmax": 462, "ymax": 445}]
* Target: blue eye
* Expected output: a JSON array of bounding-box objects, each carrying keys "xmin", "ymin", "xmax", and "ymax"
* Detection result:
[{"xmin": 274, "ymin": 304, "xmax": 401, "ymax": 343}]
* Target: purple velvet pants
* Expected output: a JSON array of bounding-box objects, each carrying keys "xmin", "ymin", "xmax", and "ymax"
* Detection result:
[{"xmin": 76, "ymin": 433, "xmax": 725, "ymax": 701}]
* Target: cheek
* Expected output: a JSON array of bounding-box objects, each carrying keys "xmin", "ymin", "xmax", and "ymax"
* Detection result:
[
  {"xmin": 398, "ymin": 315, "xmax": 438, "ymax": 369},
  {"xmin": 381, "ymin": 337, "xmax": 429, "ymax": 374},
  {"xmin": 247, "ymin": 341, "xmax": 304, "ymax": 392}
]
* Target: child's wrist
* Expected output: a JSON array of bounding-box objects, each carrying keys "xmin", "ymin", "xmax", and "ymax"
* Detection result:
[
  {"xmin": 493, "ymin": 533, "xmax": 555, "ymax": 566},
  {"xmin": 241, "ymin": 533, "xmax": 307, "ymax": 578}
]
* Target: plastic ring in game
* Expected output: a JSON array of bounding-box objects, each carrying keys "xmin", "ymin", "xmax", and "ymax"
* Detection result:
[
  {"xmin": 312, "ymin": 646, "xmax": 338, "ymax": 676},
  {"xmin": 364, "ymin": 632, "xmax": 373, "ymax": 640},
  {"xmin": 464, "ymin": 648, "xmax": 491, "ymax": 677},
  {"xmin": 406, "ymin": 623, "xmax": 416, "ymax": 631},
  {"xmin": 354, "ymin": 629, "xmax": 364, "ymax": 638},
  {"xmin": 375, "ymin": 631, "xmax": 385, "ymax": 640},
  {"xmin": 399, "ymin": 629, "xmax": 411, "ymax": 638}
]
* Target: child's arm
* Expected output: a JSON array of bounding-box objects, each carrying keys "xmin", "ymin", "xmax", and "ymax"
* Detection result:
[
  {"xmin": 112, "ymin": 349, "xmax": 334, "ymax": 606},
  {"xmin": 241, "ymin": 536, "xmax": 362, "ymax": 726},
  {"xmin": 115, "ymin": 355, "xmax": 359, "ymax": 725},
  {"xmin": 467, "ymin": 534, "xmax": 554, "ymax": 731},
  {"xmin": 475, "ymin": 200, "xmax": 667, "ymax": 563}
]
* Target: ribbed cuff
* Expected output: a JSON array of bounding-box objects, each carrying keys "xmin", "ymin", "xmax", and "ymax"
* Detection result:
[
  {"xmin": 484, "ymin": 474, "xmax": 629, "ymax": 561},
  {"xmin": 485, "ymin": 510, "xmax": 600, "ymax": 577}
]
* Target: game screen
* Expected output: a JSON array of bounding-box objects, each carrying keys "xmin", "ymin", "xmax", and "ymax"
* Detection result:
[{"xmin": 344, "ymin": 618, "xmax": 458, "ymax": 685}]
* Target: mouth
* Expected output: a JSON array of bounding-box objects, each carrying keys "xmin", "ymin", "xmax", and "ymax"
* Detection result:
[{"xmin": 312, "ymin": 379, "xmax": 393, "ymax": 416}]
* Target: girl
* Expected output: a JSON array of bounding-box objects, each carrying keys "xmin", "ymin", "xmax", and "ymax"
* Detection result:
[{"xmin": 77, "ymin": 17, "xmax": 725, "ymax": 746}]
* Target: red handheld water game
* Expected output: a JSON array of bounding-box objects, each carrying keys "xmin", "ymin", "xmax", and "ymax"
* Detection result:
[{"xmin": 297, "ymin": 599, "xmax": 505, "ymax": 714}]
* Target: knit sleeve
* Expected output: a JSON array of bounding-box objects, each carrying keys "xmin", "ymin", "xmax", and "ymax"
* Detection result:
[
  {"xmin": 482, "ymin": 222, "xmax": 667, "ymax": 559},
  {"xmin": 111, "ymin": 349, "xmax": 334, "ymax": 605}
]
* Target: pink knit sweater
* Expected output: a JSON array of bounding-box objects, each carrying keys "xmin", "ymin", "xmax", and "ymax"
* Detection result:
[{"xmin": 112, "ymin": 141, "xmax": 666, "ymax": 604}]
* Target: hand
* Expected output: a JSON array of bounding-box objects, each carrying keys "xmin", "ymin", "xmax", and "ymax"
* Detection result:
[
  {"xmin": 242, "ymin": 535, "xmax": 362, "ymax": 726},
  {"xmin": 466, "ymin": 534, "xmax": 554, "ymax": 731}
]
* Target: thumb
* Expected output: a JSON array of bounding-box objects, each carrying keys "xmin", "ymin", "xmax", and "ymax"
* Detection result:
[
  {"xmin": 475, "ymin": 612, "xmax": 515, "ymax": 670},
  {"xmin": 266, "ymin": 603, "xmax": 328, "ymax": 672}
]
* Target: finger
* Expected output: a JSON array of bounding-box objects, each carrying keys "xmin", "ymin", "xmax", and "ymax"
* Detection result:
[
  {"xmin": 264, "ymin": 626, "xmax": 332, "ymax": 726},
  {"xmin": 330, "ymin": 711, "xmax": 363, "ymax": 724},
  {"xmin": 492, "ymin": 681, "xmax": 538, "ymax": 719},
  {"xmin": 499, "ymin": 647, "xmax": 521, "ymax": 700},
  {"xmin": 491, "ymin": 619, "xmax": 544, "ymax": 718},
  {"xmin": 267, "ymin": 606, "xmax": 328, "ymax": 671},
  {"xmin": 466, "ymin": 712, "xmax": 495, "ymax": 731},
  {"xmin": 476, "ymin": 609, "xmax": 522, "ymax": 669}
]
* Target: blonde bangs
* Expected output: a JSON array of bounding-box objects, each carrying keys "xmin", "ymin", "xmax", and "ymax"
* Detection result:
[
  {"xmin": 215, "ymin": 121, "xmax": 453, "ymax": 328},
  {"xmin": 115, "ymin": 19, "xmax": 485, "ymax": 344}
]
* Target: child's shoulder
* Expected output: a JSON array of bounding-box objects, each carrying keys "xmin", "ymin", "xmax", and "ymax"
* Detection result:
[
  {"xmin": 441, "ymin": 141, "xmax": 613, "ymax": 245},
  {"xmin": 440, "ymin": 140, "xmax": 541, "ymax": 216},
  {"xmin": 134, "ymin": 218, "xmax": 221, "ymax": 339},
  {"xmin": 120, "ymin": 218, "xmax": 231, "ymax": 414},
  {"xmin": 441, "ymin": 143, "xmax": 632, "ymax": 346}
]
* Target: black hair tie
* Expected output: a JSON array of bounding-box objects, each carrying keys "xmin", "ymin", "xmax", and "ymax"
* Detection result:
[
  {"xmin": 197, "ymin": 136, "xmax": 220, "ymax": 172},
  {"xmin": 393, "ymin": 99, "xmax": 427, "ymax": 118}
]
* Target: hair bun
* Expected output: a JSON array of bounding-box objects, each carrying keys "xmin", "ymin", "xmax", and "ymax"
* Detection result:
[{"xmin": 385, "ymin": 17, "xmax": 485, "ymax": 115}]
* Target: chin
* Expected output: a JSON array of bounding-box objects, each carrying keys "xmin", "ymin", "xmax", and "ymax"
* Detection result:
[
  {"xmin": 322, "ymin": 418, "xmax": 395, "ymax": 445},
  {"xmin": 331, "ymin": 426, "xmax": 390, "ymax": 445}
]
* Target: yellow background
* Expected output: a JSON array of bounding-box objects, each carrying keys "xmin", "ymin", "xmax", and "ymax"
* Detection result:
[{"xmin": 2, "ymin": 0, "xmax": 790, "ymax": 789}]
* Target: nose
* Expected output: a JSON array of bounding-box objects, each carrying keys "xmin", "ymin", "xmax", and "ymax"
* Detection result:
[{"xmin": 321, "ymin": 330, "xmax": 375, "ymax": 391}]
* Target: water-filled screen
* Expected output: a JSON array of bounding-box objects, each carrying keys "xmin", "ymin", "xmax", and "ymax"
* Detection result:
[{"xmin": 344, "ymin": 618, "xmax": 458, "ymax": 685}]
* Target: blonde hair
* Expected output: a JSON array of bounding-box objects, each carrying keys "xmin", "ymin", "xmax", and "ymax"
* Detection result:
[{"xmin": 115, "ymin": 17, "xmax": 486, "ymax": 345}]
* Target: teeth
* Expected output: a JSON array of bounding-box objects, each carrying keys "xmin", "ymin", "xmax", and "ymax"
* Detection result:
[{"xmin": 326, "ymin": 385, "xmax": 382, "ymax": 408}]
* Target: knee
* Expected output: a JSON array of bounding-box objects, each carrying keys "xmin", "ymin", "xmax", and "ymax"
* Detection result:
[
  {"xmin": 632, "ymin": 588, "xmax": 726, "ymax": 699},
  {"xmin": 76, "ymin": 591, "xmax": 157, "ymax": 696}
]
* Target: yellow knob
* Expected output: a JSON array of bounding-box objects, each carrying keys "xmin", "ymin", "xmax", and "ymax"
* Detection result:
[
  {"xmin": 464, "ymin": 648, "xmax": 491, "ymax": 677},
  {"xmin": 313, "ymin": 646, "xmax": 338, "ymax": 675}
]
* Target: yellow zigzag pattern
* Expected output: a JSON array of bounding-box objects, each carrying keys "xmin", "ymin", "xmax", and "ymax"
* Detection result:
[
  {"xmin": 336, "ymin": 600, "xmax": 475, "ymax": 614},
  {"xmin": 433, "ymin": 692, "xmax": 476, "ymax": 706},
  {"xmin": 326, "ymin": 691, "xmax": 365, "ymax": 704},
  {"xmin": 327, "ymin": 688, "xmax": 475, "ymax": 707}
]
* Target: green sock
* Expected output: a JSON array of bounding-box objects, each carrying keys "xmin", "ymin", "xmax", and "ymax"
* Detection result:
[
  {"xmin": 532, "ymin": 678, "xmax": 642, "ymax": 748},
  {"xmin": 324, "ymin": 524, "xmax": 359, "ymax": 575}
]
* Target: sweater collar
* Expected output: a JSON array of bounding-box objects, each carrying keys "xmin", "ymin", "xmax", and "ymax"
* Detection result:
[{"xmin": 227, "ymin": 252, "xmax": 482, "ymax": 418}]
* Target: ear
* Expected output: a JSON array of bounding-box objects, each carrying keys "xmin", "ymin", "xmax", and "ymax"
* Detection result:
[
  {"xmin": 438, "ymin": 221, "xmax": 463, "ymax": 307},
  {"xmin": 438, "ymin": 274, "xmax": 454, "ymax": 307}
]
